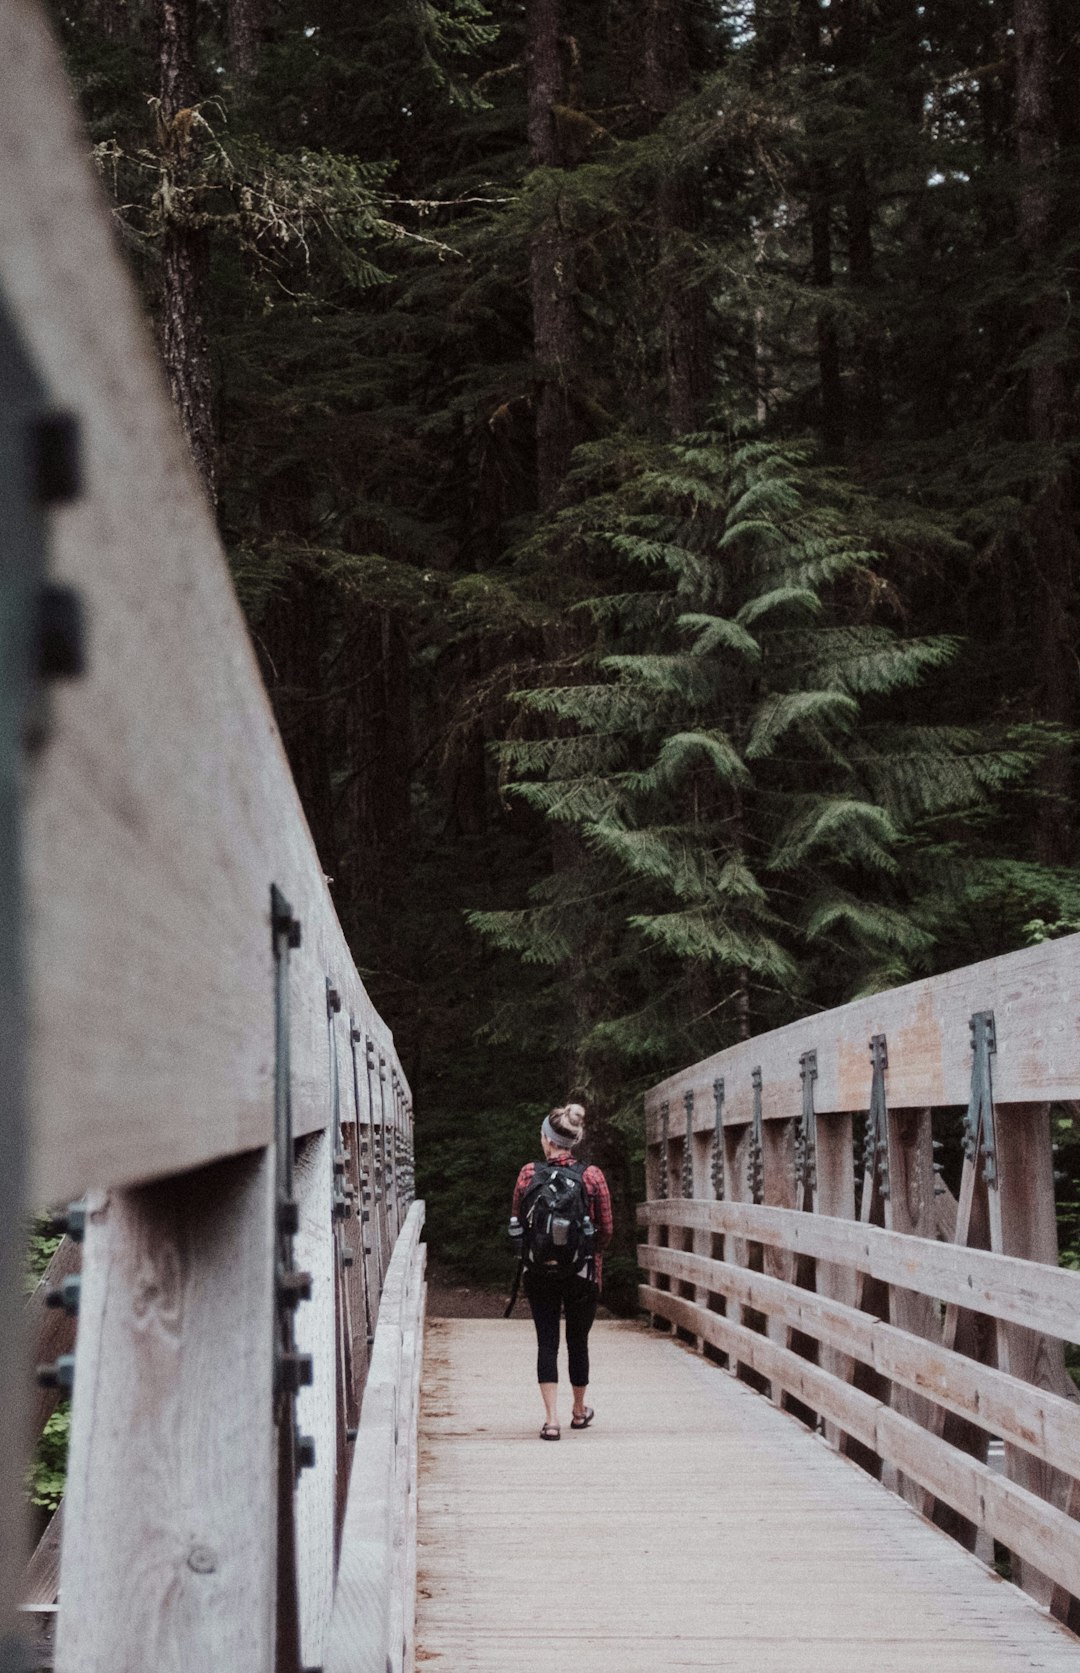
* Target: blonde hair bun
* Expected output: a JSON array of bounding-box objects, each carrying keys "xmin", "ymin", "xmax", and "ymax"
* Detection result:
[{"xmin": 549, "ymin": 1103, "xmax": 585, "ymax": 1146}]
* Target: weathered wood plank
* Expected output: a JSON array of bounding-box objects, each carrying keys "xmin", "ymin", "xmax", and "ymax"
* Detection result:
[
  {"xmin": 54, "ymin": 1155, "xmax": 277, "ymax": 1673},
  {"xmin": 21, "ymin": 1504, "xmax": 63, "ymax": 1608},
  {"xmin": 418, "ymin": 1319, "xmax": 1080, "ymax": 1673},
  {"xmin": 883, "ymin": 1108, "xmax": 938, "ymax": 1509},
  {"xmin": 19, "ymin": 1603, "xmax": 56, "ymax": 1670},
  {"xmin": 639, "ymin": 1243, "xmax": 1080, "ymax": 1479},
  {"xmin": 813, "ymin": 1112, "xmax": 857, "ymax": 1443},
  {"xmin": 988, "ymin": 1102, "xmax": 1072, "ymax": 1603},
  {"xmin": 0, "ymin": 0, "xmax": 409, "ymax": 1206},
  {"xmin": 645, "ymin": 932, "xmax": 1080, "ymax": 1136},
  {"xmin": 293, "ymin": 1130, "xmax": 337, "ymax": 1670},
  {"xmin": 638, "ymin": 1198, "xmax": 1080, "ymax": 1341},
  {"xmin": 325, "ymin": 1201, "xmax": 425, "ymax": 1673},
  {"xmin": 641, "ymin": 1285, "xmax": 1080, "ymax": 1602}
]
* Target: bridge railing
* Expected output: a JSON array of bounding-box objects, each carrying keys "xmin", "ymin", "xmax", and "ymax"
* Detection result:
[
  {"xmin": 1, "ymin": 5, "xmax": 423, "ymax": 1670},
  {"xmin": 639, "ymin": 931, "xmax": 1080, "ymax": 1627}
]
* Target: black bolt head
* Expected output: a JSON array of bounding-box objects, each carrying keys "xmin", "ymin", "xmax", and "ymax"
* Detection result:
[
  {"xmin": 31, "ymin": 411, "xmax": 82, "ymax": 505},
  {"xmin": 38, "ymin": 583, "xmax": 87, "ymax": 681}
]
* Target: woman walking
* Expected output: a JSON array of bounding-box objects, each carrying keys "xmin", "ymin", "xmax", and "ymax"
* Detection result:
[{"xmin": 511, "ymin": 1103, "xmax": 613, "ymax": 1439}]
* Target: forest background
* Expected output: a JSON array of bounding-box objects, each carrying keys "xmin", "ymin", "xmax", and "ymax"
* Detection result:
[{"xmin": 50, "ymin": 0, "xmax": 1080, "ymax": 1312}]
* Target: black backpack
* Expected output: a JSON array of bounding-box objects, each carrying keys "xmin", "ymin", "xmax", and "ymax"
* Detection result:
[{"xmin": 519, "ymin": 1159, "xmax": 595, "ymax": 1277}]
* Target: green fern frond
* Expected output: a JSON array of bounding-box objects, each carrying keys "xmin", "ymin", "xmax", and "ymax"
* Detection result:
[
  {"xmin": 678, "ymin": 612, "xmax": 761, "ymax": 660},
  {"xmin": 465, "ymin": 909, "xmax": 570, "ymax": 966},
  {"xmin": 745, "ymin": 691, "xmax": 859, "ymax": 760},
  {"xmin": 599, "ymin": 653, "xmax": 718, "ymax": 704},
  {"xmin": 805, "ymin": 629, "xmax": 960, "ymax": 696},
  {"xmin": 770, "ymin": 798, "xmax": 901, "ymax": 872},
  {"xmin": 735, "ymin": 586, "xmax": 822, "ymax": 626},
  {"xmin": 639, "ymin": 729, "xmax": 750, "ymax": 789},
  {"xmin": 508, "ymin": 776, "xmax": 621, "ymax": 823},
  {"xmin": 584, "ymin": 822, "xmax": 710, "ymax": 898},
  {"xmin": 627, "ymin": 910, "xmax": 797, "ymax": 981},
  {"xmin": 805, "ymin": 894, "xmax": 936, "ymax": 954},
  {"xmin": 499, "ymin": 734, "xmax": 628, "ymax": 777}
]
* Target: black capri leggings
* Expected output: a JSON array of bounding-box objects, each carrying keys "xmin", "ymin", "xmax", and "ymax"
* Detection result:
[{"xmin": 524, "ymin": 1271, "xmax": 598, "ymax": 1385}]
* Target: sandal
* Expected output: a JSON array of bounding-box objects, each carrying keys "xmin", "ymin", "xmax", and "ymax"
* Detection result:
[
  {"xmin": 570, "ymin": 1407, "xmax": 594, "ymax": 1430},
  {"xmin": 539, "ymin": 1422, "xmax": 560, "ymax": 1441}
]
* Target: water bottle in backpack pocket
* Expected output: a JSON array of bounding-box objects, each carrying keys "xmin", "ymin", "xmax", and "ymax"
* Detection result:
[{"xmin": 519, "ymin": 1160, "xmax": 595, "ymax": 1277}]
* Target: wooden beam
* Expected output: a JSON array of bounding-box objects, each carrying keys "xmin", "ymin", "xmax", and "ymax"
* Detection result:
[
  {"xmin": 645, "ymin": 931, "xmax": 1080, "ymax": 1137},
  {"xmin": 325, "ymin": 1202, "xmax": 426, "ymax": 1673},
  {"xmin": 641, "ymin": 1284, "xmax": 1080, "ymax": 1602},
  {"xmin": 883, "ymin": 1108, "xmax": 938, "ymax": 1510},
  {"xmin": 21, "ymin": 1503, "xmax": 63, "ymax": 1608},
  {"xmin": 988, "ymin": 1102, "xmax": 1073, "ymax": 1604},
  {"xmin": 812, "ymin": 1112, "xmax": 857, "ymax": 1444},
  {"xmin": 54, "ymin": 1153, "xmax": 277, "ymax": 1673},
  {"xmin": 292, "ymin": 1130, "xmax": 337, "ymax": 1670},
  {"xmin": 638, "ymin": 1198, "xmax": 1080, "ymax": 1341},
  {"xmin": 639, "ymin": 1243, "xmax": 1080, "ymax": 1479}
]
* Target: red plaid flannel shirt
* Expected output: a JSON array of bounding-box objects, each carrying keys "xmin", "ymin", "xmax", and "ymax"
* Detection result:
[{"xmin": 512, "ymin": 1151, "xmax": 614, "ymax": 1290}]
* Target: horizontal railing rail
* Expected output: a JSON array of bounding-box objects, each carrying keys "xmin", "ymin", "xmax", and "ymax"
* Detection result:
[{"xmin": 645, "ymin": 930, "xmax": 1080, "ymax": 1136}]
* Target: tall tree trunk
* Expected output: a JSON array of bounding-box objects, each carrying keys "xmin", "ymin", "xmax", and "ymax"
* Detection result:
[
  {"xmin": 801, "ymin": 0, "xmax": 844, "ymax": 453},
  {"xmin": 1015, "ymin": 0, "xmax": 1076, "ymax": 863},
  {"xmin": 158, "ymin": 0, "xmax": 217, "ymax": 506},
  {"xmin": 836, "ymin": 0, "xmax": 883, "ymax": 445},
  {"xmin": 228, "ymin": 0, "xmax": 266, "ymax": 81},
  {"xmin": 644, "ymin": 0, "xmax": 710, "ymax": 434},
  {"xmin": 526, "ymin": 0, "xmax": 582, "ymax": 510}
]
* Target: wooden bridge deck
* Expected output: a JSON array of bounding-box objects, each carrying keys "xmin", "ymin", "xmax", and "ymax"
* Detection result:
[{"xmin": 416, "ymin": 1319, "xmax": 1080, "ymax": 1672}]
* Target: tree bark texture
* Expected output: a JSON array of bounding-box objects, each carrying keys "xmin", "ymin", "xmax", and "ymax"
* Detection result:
[
  {"xmin": 158, "ymin": 0, "xmax": 217, "ymax": 507},
  {"xmin": 800, "ymin": 0, "xmax": 844, "ymax": 453},
  {"xmin": 644, "ymin": 0, "xmax": 710, "ymax": 434},
  {"xmin": 1014, "ymin": 0, "xmax": 1077, "ymax": 863},
  {"xmin": 526, "ymin": 0, "xmax": 582, "ymax": 511},
  {"xmin": 836, "ymin": 0, "xmax": 883, "ymax": 445},
  {"xmin": 228, "ymin": 0, "xmax": 267, "ymax": 82}
]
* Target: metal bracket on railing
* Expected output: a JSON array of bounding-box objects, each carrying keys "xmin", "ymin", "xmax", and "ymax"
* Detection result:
[
  {"xmin": 711, "ymin": 1078, "xmax": 725, "ymax": 1200},
  {"xmin": 365, "ymin": 1038, "xmax": 382, "ymax": 1203},
  {"xmin": 963, "ymin": 1010, "xmax": 998, "ymax": 1188},
  {"xmin": 796, "ymin": 1050, "xmax": 818, "ymax": 1195},
  {"xmin": 657, "ymin": 1102, "xmax": 670, "ymax": 1199},
  {"xmin": 748, "ymin": 1067, "xmax": 764, "ymax": 1204},
  {"xmin": 379, "ymin": 1053, "xmax": 391, "ymax": 1199},
  {"xmin": 682, "ymin": 1090, "xmax": 694, "ymax": 1197},
  {"xmin": 270, "ymin": 885, "xmax": 315, "ymax": 1476},
  {"xmin": 348, "ymin": 1019, "xmax": 375, "ymax": 1336},
  {"xmin": 862, "ymin": 1033, "xmax": 890, "ymax": 1200},
  {"xmin": 327, "ymin": 979, "xmax": 353, "ymax": 1227}
]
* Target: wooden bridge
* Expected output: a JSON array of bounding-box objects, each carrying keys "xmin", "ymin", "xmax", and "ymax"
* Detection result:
[{"xmin": 5, "ymin": 4, "xmax": 1080, "ymax": 1670}]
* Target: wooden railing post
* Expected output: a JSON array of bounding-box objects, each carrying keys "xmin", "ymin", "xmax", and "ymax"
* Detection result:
[
  {"xmin": 883, "ymin": 1107, "xmax": 938, "ymax": 1507},
  {"xmin": 761, "ymin": 1113, "xmax": 797, "ymax": 1405},
  {"xmin": 812, "ymin": 1111, "xmax": 856, "ymax": 1448},
  {"xmin": 691, "ymin": 1123, "xmax": 714, "ymax": 1336},
  {"xmin": 723, "ymin": 1121, "xmax": 755, "ymax": 1382},
  {"xmin": 643, "ymin": 1106, "xmax": 672, "ymax": 1330},
  {"xmin": 990, "ymin": 1101, "xmax": 1072, "ymax": 1603},
  {"xmin": 55, "ymin": 1152, "xmax": 278, "ymax": 1673}
]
